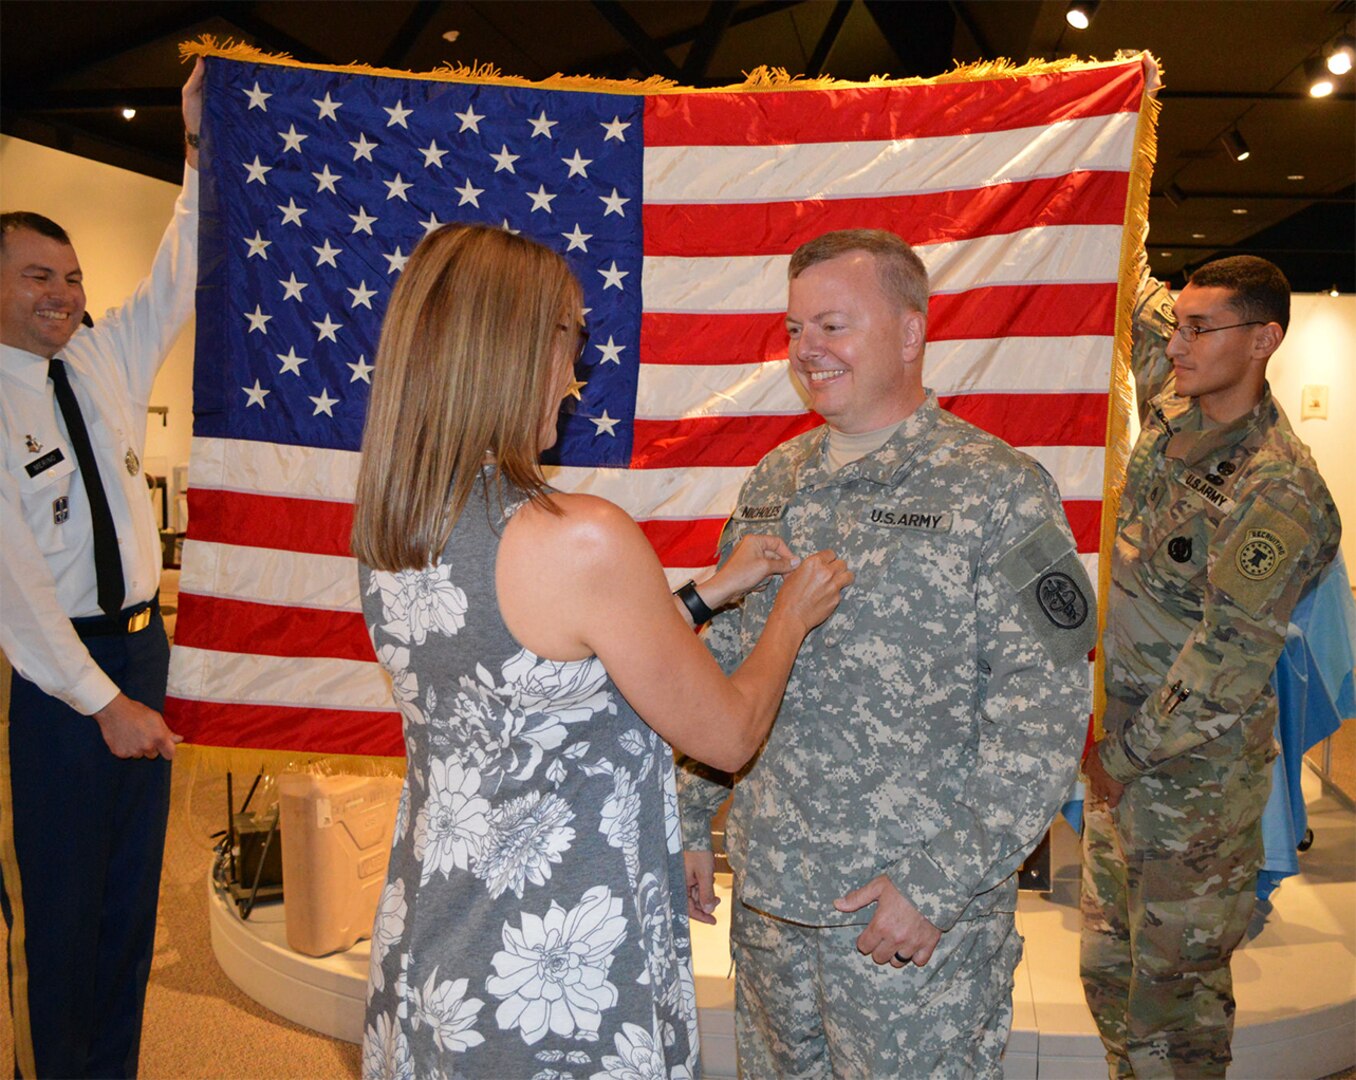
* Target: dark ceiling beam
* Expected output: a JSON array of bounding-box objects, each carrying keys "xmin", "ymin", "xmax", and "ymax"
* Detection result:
[
  {"xmin": 591, "ymin": 1, "xmax": 682, "ymax": 79},
  {"xmin": 1160, "ymin": 90, "xmax": 1356, "ymax": 102},
  {"xmin": 378, "ymin": 1, "xmax": 443, "ymax": 69},
  {"xmin": 806, "ymin": 1, "xmax": 854, "ymax": 78},
  {"xmin": 681, "ymin": 1, "xmax": 737, "ymax": 82},
  {"xmin": 11, "ymin": 89, "xmax": 184, "ymax": 114},
  {"xmin": 1157, "ymin": 243, "xmax": 1353, "ymax": 254},
  {"xmin": 949, "ymin": 0, "xmax": 993, "ymax": 60},
  {"xmin": 0, "ymin": 114, "xmax": 185, "ymax": 184},
  {"xmin": 864, "ymin": 0, "xmax": 956, "ymax": 79},
  {"xmin": 1153, "ymin": 192, "xmax": 1356, "ymax": 203},
  {"xmin": 213, "ymin": 3, "xmax": 336, "ymax": 65}
]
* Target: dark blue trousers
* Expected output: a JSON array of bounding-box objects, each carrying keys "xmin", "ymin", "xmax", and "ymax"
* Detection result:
[{"xmin": 0, "ymin": 612, "xmax": 172, "ymax": 1079}]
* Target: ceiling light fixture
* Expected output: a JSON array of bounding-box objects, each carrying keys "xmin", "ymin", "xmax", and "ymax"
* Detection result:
[
  {"xmin": 1164, "ymin": 182, "xmax": 1186, "ymax": 207},
  {"xmin": 1221, "ymin": 127, "xmax": 1250, "ymax": 162},
  {"xmin": 1327, "ymin": 35, "xmax": 1354, "ymax": 76},
  {"xmin": 121, "ymin": 107, "xmax": 136, "ymax": 121},
  {"xmin": 442, "ymin": 29, "xmax": 460, "ymax": 42},
  {"xmin": 1287, "ymin": 174, "xmax": 1305, "ymax": 181},
  {"xmin": 1307, "ymin": 57, "xmax": 1336, "ymax": 97},
  {"xmin": 1192, "ymin": 232, "xmax": 1206, "ymax": 239},
  {"xmin": 1065, "ymin": 1, "xmax": 1099, "ymax": 30},
  {"xmin": 1232, "ymin": 208, "xmax": 1249, "ymax": 215},
  {"xmin": 1329, "ymin": 285, "xmax": 1340, "ymax": 298}
]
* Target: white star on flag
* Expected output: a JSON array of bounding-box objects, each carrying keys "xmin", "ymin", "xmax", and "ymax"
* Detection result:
[
  {"xmin": 309, "ymin": 388, "xmax": 339, "ymax": 417},
  {"xmin": 599, "ymin": 261, "xmax": 629, "ymax": 290},
  {"xmin": 454, "ymin": 105, "xmax": 484, "ymax": 133},
  {"xmin": 279, "ymin": 273, "xmax": 308, "ymax": 301},
  {"xmin": 348, "ymin": 281, "xmax": 377, "ymax": 309},
  {"xmin": 419, "ymin": 212, "xmax": 444, "ymax": 235},
  {"xmin": 312, "ymin": 164, "xmax": 341, "ymax": 193},
  {"xmin": 590, "ymin": 410, "xmax": 620, "ymax": 436},
  {"xmin": 349, "ymin": 133, "xmax": 378, "ymax": 161},
  {"xmin": 276, "ymin": 346, "xmax": 308, "ymax": 375},
  {"xmin": 384, "ymin": 247, "xmax": 409, "ymax": 274},
  {"xmin": 313, "ymin": 92, "xmax": 342, "ymax": 120},
  {"xmin": 561, "ymin": 149, "xmax": 592, "ymax": 178},
  {"xmin": 527, "ymin": 185, "xmax": 557, "ymax": 213},
  {"xmin": 312, "ymin": 239, "xmax": 342, "ymax": 267},
  {"xmin": 420, "ymin": 139, "xmax": 447, "ymax": 168},
  {"xmin": 242, "ymin": 379, "xmax": 269, "ymax": 407},
  {"xmin": 561, "ymin": 224, "xmax": 591, "ymax": 252},
  {"xmin": 595, "ymin": 335, "xmax": 625, "ymax": 364},
  {"xmin": 455, "ymin": 178, "xmax": 484, "ymax": 207},
  {"xmin": 313, "ymin": 314, "xmax": 342, "ymax": 342},
  {"xmin": 384, "ymin": 100, "xmax": 413, "ymax": 128},
  {"xmin": 490, "ymin": 144, "xmax": 520, "ymax": 173},
  {"xmin": 384, "ymin": 174, "xmax": 412, "ymax": 201},
  {"xmin": 278, "ymin": 198, "xmax": 307, "ymax": 226},
  {"xmin": 243, "ymin": 156, "xmax": 271, "ymax": 184},
  {"xmin": 528, "ymin": 110, "xmax": 557, "ymax": 138},
  {"xmin": 600, "ymin": 116, "xmax": 630, "ymax": 141},
  {"xmin": 600, "ymin": 188, "xmax": 629, "ymax": 217},
  {"xmin": 278, "ymin": 124, "xmax": 308, "ymax": 153},
  {"xmin": 244, "ymin": 306, "xmax": 272, "ymax": 334},
  {"xmin": 500, "ymin": 218, "xmax": 521, "ymax": 235},
  {"xmin": 244, "ymin": 231, "xmax": 271, "ymax": 259},
  {"xmin": 243, "ymin": 82, "xmax": 271, "ymax": 111},
  {"xmin": 349, "ymin": 206, "xmax": 378, "ymax": 234},
  {"xmin": 347, "ymin": 356, "xmax": 375, "ymax": 383}
]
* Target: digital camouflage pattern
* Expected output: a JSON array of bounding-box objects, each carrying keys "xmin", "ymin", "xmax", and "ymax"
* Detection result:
[
  {"xmin": 730, "ymin": 902, "xmax": 1020, "ymax": 1079},
  {"xmin": 1082, "ymin": 280, "xmax": 1342, "ymax": 1078},
  {"xmin": 677, "ymin": 390, "xmax": 1093, "ymax": 1073}
]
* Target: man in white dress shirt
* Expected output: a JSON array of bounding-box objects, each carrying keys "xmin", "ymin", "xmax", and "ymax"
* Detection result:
[{"xmin": 0, "ymin": 59, "xmax": 202, "ymax": 1079}]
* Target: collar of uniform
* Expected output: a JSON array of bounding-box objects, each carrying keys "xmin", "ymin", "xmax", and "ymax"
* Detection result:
[
  {"xmin": 1165, "ymin": 383, "xmax": 1275, "ymax": 466},
  {"xmin": 798, "ymin": 389, "xmax": 938, "ymax": 491},
  {"xmin": 0, "ymin": 342, "xmax": 56, "ymax": 394}
]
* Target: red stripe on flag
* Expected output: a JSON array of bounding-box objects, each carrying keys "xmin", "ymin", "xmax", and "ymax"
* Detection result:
[
  {"xmin": 1063, "ymin": 499, "xmax": 1102, "ymax": 554},
  {"xmin": 174, "ymin": 593, "xmax": 374, "ymax": 662},
  {"xmin": 643, "ymin": 171, "xmax": 1129, "ymax": 257},
  {"xmin": 640, "ymin": 497, "xmax": 1101, "ymax": 568},
  {"xmin": 167, "ymin": 696, "xmax": 405, "ymax": 757},
  {"xmin": 631, "ymin": 413, "xmax": 824, "ymax": 469},
  {"xmin": 938, "ymin": 392, "xmax": 1107, "ymax": 447},
  {"xmin": 187, "ymin": 488, "xmax": 354, "ymax": 557},
  {"xmin": 641, "ymin": 283, "xmax": 1117, "ymax": 366},
  {"xmin": 644, "ymin": 65, "xmax": 1143, "ymax": 146},
  {"xmin": 637, "ymin": 518, "xmax": 727, "ymax": 569}
]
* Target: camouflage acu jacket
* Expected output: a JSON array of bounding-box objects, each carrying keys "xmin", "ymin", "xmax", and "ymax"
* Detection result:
[
  {"xmin": 677, "ymin": 391, "xmax": 1094, "ymax": 931},
  {"xmin": 1099, "ymin": 282, "xmax": 1342, "ymax": 783}
]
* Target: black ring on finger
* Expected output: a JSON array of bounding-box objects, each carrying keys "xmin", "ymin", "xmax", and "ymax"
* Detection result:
[{"xmin": 894, "ymin": 951, "xmax": 908, "ymax": 964}]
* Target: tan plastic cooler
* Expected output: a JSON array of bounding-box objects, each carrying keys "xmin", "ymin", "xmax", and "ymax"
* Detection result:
[{"xmin": 277, "ymin": 773, "xmax": 403, "ymax": 957}]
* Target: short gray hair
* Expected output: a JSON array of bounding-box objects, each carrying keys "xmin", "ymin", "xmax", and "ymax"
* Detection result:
[{"xmin": 788, "ymin": 229, "xmax": 929, "ymax": 314}]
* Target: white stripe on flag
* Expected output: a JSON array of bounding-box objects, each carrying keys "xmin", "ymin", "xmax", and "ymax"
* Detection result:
[
  {"xmin": 180, "ymin": 538, "xmax": 362, "ymax": 611},
  {"xmin": 170, "ymin": 645, "xmax": 393, "ymax": 710},
  {"xmin": 189, "ymin": 435, "xmax": 361, "ymax": 502}
]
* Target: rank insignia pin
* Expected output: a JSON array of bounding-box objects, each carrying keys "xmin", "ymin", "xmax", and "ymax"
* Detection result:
[
  {"xmin": 125, "ymin": 449, "xmax": 140, "ymax": 475},
  {"xmin": 25, "ymin": 434, "xmax": 42, "ymax": 453}
]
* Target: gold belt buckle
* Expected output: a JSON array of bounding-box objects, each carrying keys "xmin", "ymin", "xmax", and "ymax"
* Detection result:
[{"xmin": 127, "ymin": 608, "xmax": 152, "ymax": 633}]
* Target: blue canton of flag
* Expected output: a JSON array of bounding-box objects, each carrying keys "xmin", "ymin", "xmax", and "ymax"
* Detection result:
[{"xmin": 194, "ymin": 59, "xmax": 644, "ymax": 466}]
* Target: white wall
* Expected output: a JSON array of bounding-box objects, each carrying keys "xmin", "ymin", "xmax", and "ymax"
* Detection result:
[
  {"xmin": 0, "ymin": 135, "xmax": 195, "ymax": 528},
  {"xmin": 1268, "ymin": 293, "xmax": 1356, "ymax": 569}
]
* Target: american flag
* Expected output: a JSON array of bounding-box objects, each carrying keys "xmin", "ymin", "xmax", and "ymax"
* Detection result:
[{"xmin": 167, "ymin": 52, "xmax": 1150, "ymax": 758}]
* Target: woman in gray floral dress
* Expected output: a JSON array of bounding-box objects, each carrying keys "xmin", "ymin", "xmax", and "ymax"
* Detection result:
[{"xmin": 351, "ymin": 224, "xmax": 850, "ymax": 1079}]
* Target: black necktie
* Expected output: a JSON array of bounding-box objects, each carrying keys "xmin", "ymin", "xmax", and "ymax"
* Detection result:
[{"xmin": 49, "ymin": 358, "xmax": 125, "ymax": 617}]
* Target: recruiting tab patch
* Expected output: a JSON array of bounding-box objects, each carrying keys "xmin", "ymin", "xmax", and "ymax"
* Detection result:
[
  {"xmin": 1234, "ymin": 526, "xmax": 1288, "ymax": 581},
  {"xmin": 1212, "ymin": 499, "xmax": 1311, "ymax": 618}
]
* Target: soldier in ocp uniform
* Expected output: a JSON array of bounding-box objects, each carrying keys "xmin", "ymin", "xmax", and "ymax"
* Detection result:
[
  {"xmin": 1081, "ymin": 256, "xmax": 1341, "ymax": 1078},
  {"xmin": 676, "ymin": 229, "xmax": 1095, "ymax": 1077}
]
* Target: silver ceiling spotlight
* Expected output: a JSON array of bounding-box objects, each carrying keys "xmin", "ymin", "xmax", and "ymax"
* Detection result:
[
  {"xmin": 1065, "ymin": 1, "xmax": 1099, "ymax": 30},
  {"xmin": 1221, "ymin": 128, "xmax": 1250, "ymax": 163},
  {"xmin": 1327, "ymin": 35, "xmax": 1354, "ymax": 76},
  {"xmin": 1306, "ymin": 56, "xmax": 1336, "ymax": 97}
]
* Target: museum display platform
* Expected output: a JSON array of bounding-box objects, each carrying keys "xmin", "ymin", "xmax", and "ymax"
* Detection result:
[{"xmin": 210, "ymin": 765, "xmax": 1355, "ymax": 1078}]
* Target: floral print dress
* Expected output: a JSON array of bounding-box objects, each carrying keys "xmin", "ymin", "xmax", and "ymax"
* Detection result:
[{"xmin": 359, "ymin": 475, "xmax": 700, "ymax": 1080}]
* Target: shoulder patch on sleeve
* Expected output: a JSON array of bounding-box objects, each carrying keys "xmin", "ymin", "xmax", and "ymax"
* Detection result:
[
  {"xmin": 997, "ymin": 521, "xmax": 1097, "ymax": 667},
  {"xmin": 1212, "ymin": 498, "xmax": 1312, "ymax": 618}
]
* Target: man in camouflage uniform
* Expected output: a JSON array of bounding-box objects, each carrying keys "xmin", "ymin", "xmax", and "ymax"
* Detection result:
[
  {"xmin": 676, "ymin": 229, "xmax": 1095, "ymax": 1077},
  {"xmin": 1081, "ymin": 256, "xmax": 1341, "ymax": 1078}
]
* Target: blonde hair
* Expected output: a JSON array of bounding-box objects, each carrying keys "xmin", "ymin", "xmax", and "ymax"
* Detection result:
[
  {"xmin": 789, "ymin": 229, "xmax": 929, "ymax": 315},
  {"xmin": 352, "ymin": 223, "xmax": 581, "ymax": 571}
]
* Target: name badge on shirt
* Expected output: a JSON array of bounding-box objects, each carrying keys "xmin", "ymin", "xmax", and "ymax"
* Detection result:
[
  {"xmin": 24, "ymin": 447, "xmax": 66, "ymax": 478},
  {"xmin": 734, "ymin": 503, "xmax": 785, "ymax": 521},
  {"xmin": 866, "ymin": 507, "xmax": 954, "ymax": 531},
  {"xmin": 1179, "ymin": 470, "xmax": 1236, "ymax": 513}
]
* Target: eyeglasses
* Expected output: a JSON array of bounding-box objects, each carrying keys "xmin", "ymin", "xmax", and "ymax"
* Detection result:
[{"xmin": 1170, "ymin": 321, "xmax": 1265, "ymax": 344}]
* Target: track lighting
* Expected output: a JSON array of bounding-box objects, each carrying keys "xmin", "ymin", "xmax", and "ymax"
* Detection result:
[
  {"xmin": 1327, "ymin": 35, "xmax": 1354, "ymax": 76},
  {"xmin": 1065, "ymin": 1, "xmax": 1099, "ymax": 30},
  {"xmin": 1221, "ymin": 128, "xmax": 1250, "ymax": 163},
  {"xmin": 1306, "ymin": 57, "xmax": 1335, "ymax": 97}
]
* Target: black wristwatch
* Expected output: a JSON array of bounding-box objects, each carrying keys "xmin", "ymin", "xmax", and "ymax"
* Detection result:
[{"xmin": 674, "ymin": 580, "xmax": 716, "ymax": 626}]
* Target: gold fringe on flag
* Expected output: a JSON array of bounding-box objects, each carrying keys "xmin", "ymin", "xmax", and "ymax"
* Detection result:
[{"xmin": 177, "ymin": 742, "xmax": 406, "ymax": 779}]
